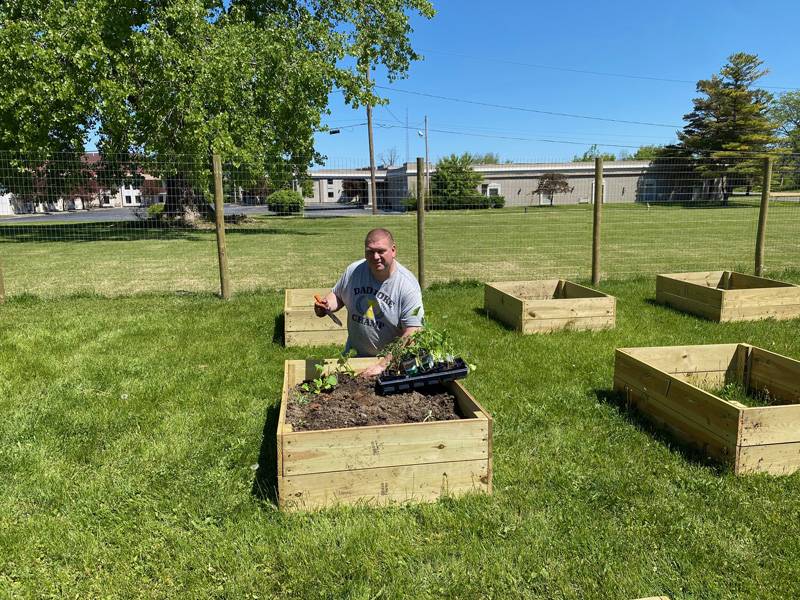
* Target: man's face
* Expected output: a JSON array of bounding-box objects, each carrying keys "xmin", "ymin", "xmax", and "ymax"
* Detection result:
[{"xmin": 365, "ymin": 234, "xmax": 396, "ymax": 274}]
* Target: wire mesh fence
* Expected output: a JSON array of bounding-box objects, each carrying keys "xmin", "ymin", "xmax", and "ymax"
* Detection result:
[{"xmin": 0, "ymin": 151, "xmax": 798, "ymax": 299}]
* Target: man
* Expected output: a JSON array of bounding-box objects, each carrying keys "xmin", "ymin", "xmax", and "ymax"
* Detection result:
[{"xmin": 314, "ymin": 228, "xmax": 424, "ymax": 376}]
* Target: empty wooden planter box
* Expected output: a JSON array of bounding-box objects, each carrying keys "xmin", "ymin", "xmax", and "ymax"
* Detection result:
[
  {"xmin": 656, "ymin": 271, "xmax": 800, "ymax": 322},
  {"xmin": 484, "ymin": 279, "xmax": 616, "ymax": 333},
  {"xmin": 284, "ymin": 288, "xmax": 348, "ymax": 347},
  {"xmin": 277, "ymin": 358, "xmax": 493, "ymax": 511},
  {"xmin": 614, "ymin": 343, "xmax": 800, "ymax": 475}
]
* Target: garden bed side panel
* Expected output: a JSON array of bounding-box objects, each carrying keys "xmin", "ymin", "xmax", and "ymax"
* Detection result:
[
  {"xmin": 613, "ymin": 348, "xmax": 740, "ymax": 464},
  {"xmin": 484, "ymin": 282, "xmax": 524, "ymax": 330},
  {"xmin": 720, "ymin": 286, "xmax": 800, "ymax": 322},
  {"xmin": 523, "ymin": 284, "xmax": 615, "ymax": 333},
  {"xmin": 277, "ymin": 359, "xmax": 492, "ymax": 511},
  {"xmin": 284, "ymin": 288, "xmax": 348, "ymax": 347},
  {"xmin": 735, "ymin": 347, "xmax": 800, "ymax": 475},
  {"xmin": 655, "ymin": 274, "xmax": 724, "ymax": 321}
]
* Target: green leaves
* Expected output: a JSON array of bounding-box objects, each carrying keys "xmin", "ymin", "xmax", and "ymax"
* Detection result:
[{"xmin": 0, "ymin": 0, "xmax": 434, "ymax": 206}]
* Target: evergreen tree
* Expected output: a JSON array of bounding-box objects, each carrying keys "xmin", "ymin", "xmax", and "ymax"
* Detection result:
[{"xmin": 675, "ymin": 52, "xmax": 779, "ymax": 204}]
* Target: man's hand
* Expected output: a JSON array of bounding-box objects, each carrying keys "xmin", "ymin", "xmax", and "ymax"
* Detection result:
[
  {"xmin": 360, "ymin": 360, "xmax": 387, "ymax": 378},
  {"xmin": 314, "ymin": 295, "xmax": 330, "ymax": 318}
]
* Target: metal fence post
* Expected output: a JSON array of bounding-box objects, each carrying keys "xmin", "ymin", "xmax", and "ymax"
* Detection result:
[
  {"xmin": 754, "ymin": 155, "xmax": 773, "ymax": 277},
  {"xmin": 592, "ymin": 157, "xmax": 603, "ymax": 286},
  {"xmin": 0, "ymin": 256, "xmax": 5, "ymax": 304},
  {"xmin": 416, "ymin": 156, "xmax": 426, "ymax": 288},
  {"xmin": 212, "ymin": 154, "xmax": 231, "ymax": 299}
]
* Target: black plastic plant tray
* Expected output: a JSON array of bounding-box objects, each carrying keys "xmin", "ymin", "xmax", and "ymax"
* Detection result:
[{"xmin": 376, "ymin": 358, "xmax": 469, "ymax": 395}]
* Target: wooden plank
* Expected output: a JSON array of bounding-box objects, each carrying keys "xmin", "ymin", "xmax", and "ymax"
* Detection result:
[
  {"xmin": 285, "ymin": 330, "xmax": 349, "ymax": 348},
  {"xmin": 278, "ymin": 459, "xmax": 489, "ymax": 511},
  {"xmin": 735, "ymin": 442, "xmax": 800, "ymax": 475},
  {"xmin": 655, "ymin": 289, "xmax": 722, "ymax": 321},
  {"xmin": 562, "ymin": 280, "xmax": 609, "ymax": 299},
  {"xmin": 616, "ymin": 373, "xmax": 735, "ymax": 463},
  {"xmin": 735, "ymin": 344, "xmax": 752, "ymax": 391},
  {"xmin": 282, "ymin": 418, "xmax": 488, "ymax": 475},
  {"xmin": 656, "ymin": 275, "xmax": 724, "ymax": 307},
  {"xmin": 484, "ymin": 283, "xmax": 523, "ymax": 330},
  {"xmin": 614, "ymin": 351, "xmax": 741, "ymax": 445},
  {"xmin": 487, "ymin": 279, "xmax": 560, "ymax": 300},
  {"xmin": 723, "ymin": 287, "xmax": 800, "ymax": 304},
  {"xmin": 285, "ymin": 287, "xmax": 333, "ymax": 308},
  {"xmin": 720, "ymin": 303, "xmax": 800, "ymax": 323},
  {"xmin": 748, "ymin": 347, "xmax": 800, "ymax": 403},
  {"xmin": 620, "ymin": 344, "xmax": 738, "ymax": 375},
  {"xmin": 523, "ymin": 297, "xmax": 615, "ymax": 320},
  {"xmin": 523, "ymin": 316, "xmax": 615, "ymax": 333},
  {"xmin": 728, "ymin": 272, "xmax": 794, "ymax": 290},
  {"xmin": 285, "ymin": 310, "xmax": 347, "ymax": 332},
  {"xmin": 739, "ymin": 405, "xmax": 800, "ymax": 446},
  {"xmin": 659, "ymin": 271, "xmax": 724, "ymax": 286}
]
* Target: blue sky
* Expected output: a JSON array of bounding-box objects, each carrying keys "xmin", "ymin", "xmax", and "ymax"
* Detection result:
[{"xmin": 315, "ymin": 0, "xmax": 800, "ymax": 166}]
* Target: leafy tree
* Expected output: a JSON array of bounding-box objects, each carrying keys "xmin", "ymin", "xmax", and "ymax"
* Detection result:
[
  {"xmin": 0, "ymin": 0, "xmax": 435, "ymax": 215},
  {"xmin": 572, "ymin": 145, "xmax": 616, "ymax": 162},
  {"xmin": 430, "ymin": 153, "xmax": 483, "ymax": 208},
  {"xmin": 467, "ymin": 152, "xmax": 501, "ymax": 164},
  {"xmin": 532, "ymin": 173, "xmax": 572, "ymax": 204},
  {"xmin": 673, "ymin": 52, "xmax": 779, "ymax": 204},
  {"xmin": 626, "ymin": 145, "xmax": 664, "ymax": 160},
  {"xmin": 771, "ymin": 91, "xmax": 800, "ymax": 190}
]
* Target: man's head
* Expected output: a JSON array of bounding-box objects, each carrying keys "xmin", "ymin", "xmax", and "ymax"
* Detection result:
[{"xmin": 364, "ymin": 228, "xmax": 396, "ymax": 279}]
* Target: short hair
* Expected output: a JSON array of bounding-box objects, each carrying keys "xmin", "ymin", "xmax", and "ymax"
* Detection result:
[{"xmin": 365, "ymin": 228, "xmax": 395, "ymax": 245}]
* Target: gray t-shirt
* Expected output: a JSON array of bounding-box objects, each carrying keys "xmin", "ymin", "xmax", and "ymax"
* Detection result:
[{"xmin": 333, "ymin": 259, "xmax": 424, "ymax": 356}]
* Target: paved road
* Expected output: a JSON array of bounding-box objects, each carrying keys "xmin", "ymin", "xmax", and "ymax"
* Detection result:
[{"xmin": 0, "ymin": 203, "xmax": 401, "ymax": 223}]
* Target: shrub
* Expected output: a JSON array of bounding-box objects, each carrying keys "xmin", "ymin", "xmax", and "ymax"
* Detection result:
[
  {"xmin": 490, "ymin": 195, "xmax": 505, "ymax": 208},
  {"xmin": 267, "ymin": 190, "xmax": 304, "ymax": 215},
  {"xmin": 147, "ymin": 202, "xmax": 165, "ymax": 220}
]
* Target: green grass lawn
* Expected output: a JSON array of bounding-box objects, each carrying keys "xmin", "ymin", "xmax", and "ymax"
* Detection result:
[
  {"xmin": 2, "ymin": 275, "xmax": 800, "ymax": 598},
  {"xmin": 2, "ymin": 202, "xmax": 799, "ymax": 298}
]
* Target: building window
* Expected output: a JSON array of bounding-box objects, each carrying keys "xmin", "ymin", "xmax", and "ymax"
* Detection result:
[
  {"xmin": 483, "ymin": 184, "xmax": 500, "ymax": 197},
  {"xmin": 125, "ymin": 195, "xmax": 133, "ymax": 204},
  {"xmin": 327, "ymin": 191, "xmax": 335, "ymax": 199},
  {"xmin": 102, "ymin": 194, "xmax": 110, "ymax": 205},
  {"xmin": 327, "ymin": 178, "xmax": 334, "ymax": 185}
]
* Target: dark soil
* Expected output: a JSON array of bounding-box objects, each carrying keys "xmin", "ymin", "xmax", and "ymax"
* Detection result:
[{"xmin": 286, "ymin": 373, "xmax": 463, "ymax": 431}]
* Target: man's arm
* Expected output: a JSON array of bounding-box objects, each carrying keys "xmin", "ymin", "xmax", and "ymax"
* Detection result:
[{"xmin": 360, "ymin": 326, "xmax": 421, "ymax": 378}]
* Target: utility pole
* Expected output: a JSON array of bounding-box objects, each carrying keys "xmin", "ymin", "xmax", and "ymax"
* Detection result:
[{"xmin": 365, "ymin": 66, "xmax": 378, "ymax": 214}]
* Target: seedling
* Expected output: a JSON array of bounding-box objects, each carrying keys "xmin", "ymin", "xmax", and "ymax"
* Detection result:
[
  {"xmin": 300, "ymin": 364, "xmax": 339, "ymax": 395},
  {"xmin": 377, "ymin": 321, "xmax": 474, "ymax": 394},
  {"xmin": 299, "ymin": 351, "xmax": 357, "ymax": 395}
]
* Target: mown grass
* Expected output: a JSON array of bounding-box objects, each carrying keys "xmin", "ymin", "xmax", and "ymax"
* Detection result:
[
  {"xmin": 1, "ymin": 201, "xmax": 799, "ymax": 297},
  {"xmin": 2, "ymin": 274, "xmax": 800, "ymax": 598}
]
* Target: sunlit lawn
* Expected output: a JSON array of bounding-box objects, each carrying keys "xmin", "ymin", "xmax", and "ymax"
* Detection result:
[
  {"xmin": 2, "ymin": 275, "xmax": 800, "ymax": 597},
  {"xmin": 1, "ymin": 202, "xmax": 798, "ymax": 298}
]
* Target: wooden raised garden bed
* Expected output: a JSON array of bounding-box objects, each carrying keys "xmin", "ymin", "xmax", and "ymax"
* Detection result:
[
  {"xmin": 614, "ymin": 343, "xmax": 800, "ymax": 475},
  {"xmin": 277, "ymin": 358, "xmax": 493, "ymax": 511},
  {"xmin": 484, "ymin": 279, "xmax": 616, "ymax": 333},
  {"xmin": 656, "ymin": 271, "xmax": 800, "ymax": 322},
  {"xmin": 283, "ymin": 288, "xmax": 348, "ymax": 347}
]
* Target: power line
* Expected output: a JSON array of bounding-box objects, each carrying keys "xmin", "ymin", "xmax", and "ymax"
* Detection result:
[
  {"xmin": 373, "ymin": 85, "xmax": 681, "ymax": 128},
  {"xmin": 418, "ymin": 48, "xmax": 800, "ymax": 92},
  {"xmin": 374, "ymin": 122, "xmax": 643, "ymax": 149}
]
